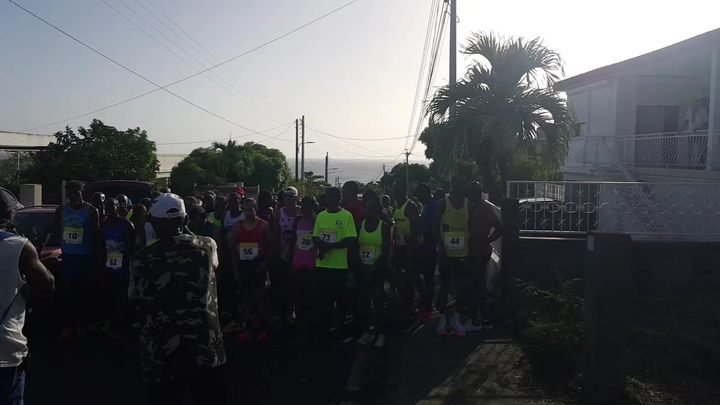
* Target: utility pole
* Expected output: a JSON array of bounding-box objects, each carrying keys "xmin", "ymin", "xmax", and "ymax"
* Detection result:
[
  {"xmin": 404, "ymin": 149, "xmax": 411, "ymax": 187},
  {"xmin": 295, "ymin": 119, "xmax": 299, "ymax": 181},
  {"xmin": 449, "ymin": 0, "xmax": 457, "ymax": 114},
  {"xmin": 301, "ymin": 115, "xmax": 306, "ymax": 181},
  {"xmin": 325, "ymin": 152, "xmax": 329, "ymax": 184}
]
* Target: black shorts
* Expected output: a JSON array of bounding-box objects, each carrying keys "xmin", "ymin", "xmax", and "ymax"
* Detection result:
[{"xmin": 237, "ymin": 259, "xmax": 266, "ymax": 290}]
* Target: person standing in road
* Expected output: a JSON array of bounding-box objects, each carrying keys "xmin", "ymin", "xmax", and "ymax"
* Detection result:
[
  {"xmin": 223, "ymin": 192, "xmax": 245, "ymax": 233},
  {"xmin": 52, "ymin": 181, "xmax": 100, "ymax": 340},
  {"xmin": 356, "ymin": 190, "xmax": 390, "ymax": 347},
  {"xmin": 0, "ymin": 187, "xmax": 54, "ymax": 405},
  {"xmin": 289, "ymin": 196, "xmax": 318, "ymax": 339},
  {"xmin": 117, "ymin": 194, "xmax": 133, "ymax": 220},
  {"xmin": 100, "ymin": 198, "xmax": 136, "ymax": 338},
  {"xmin": 465, "ymin": 181, "xmax": 503, "ymax": 330},
  {"xmin": 414, "ymin": 183, "xmax": 439, "ymax": 321},
  {"xmin": 271, "ymin": 186, "xmax": 300, "ymax": 329},
  {"xmin": 434, "ymin": 176, "xmax": 479, "ymax": 336},
  {"xmin": 129, "ymin": 193, "xmax": 226, "ymax": 405},
  {"xmin": 391, "ymin": 179, "xmax": 422, "ymax": 314},
  {"xmin": 209, "ymin": 196, "xmax": 226, "ymax": 229},
  {"xmin": 188, "ymin": 206, "xmax": 221, "ymax": 245},
  {"xmin": 90, "ymin": 192, "xmax": 106, "ymax": 222},
  {"xmin": 313, "ymin": 187, "xmax": 357, "ymax": 341},
  {"xmin": 228, "ymin": 198, "xmax": 273, "ymax": 342}
]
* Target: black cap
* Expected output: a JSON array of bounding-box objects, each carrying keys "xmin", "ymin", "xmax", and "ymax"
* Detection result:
[{"xmin": 0, "ymin": 188, "xmax": 24, "ymax": 212}]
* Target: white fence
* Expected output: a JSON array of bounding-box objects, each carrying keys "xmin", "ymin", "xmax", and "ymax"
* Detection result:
[
  {"xmin": 507, "ymin": 180, "xmax": 720, "ymax": 240},
  {"xmin": 566, "ymin": 131, "xmax": 718, "ymax": 171}
]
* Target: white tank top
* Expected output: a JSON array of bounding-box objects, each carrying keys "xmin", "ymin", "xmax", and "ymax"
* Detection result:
[
  {"xmin": 0, "ymin": 233, "xmax": 28, "ymax": 367},
  {"xmin": 224, "ymin": 211, "xmax": 245, "ymax": 231},
  {"xmin": 279, "ymin": 207, "xmax": 299, "ymax": 262}
]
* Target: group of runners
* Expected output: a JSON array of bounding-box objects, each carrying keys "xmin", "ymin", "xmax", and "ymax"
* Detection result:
[{"xmin": 1, "ymin": 175, "xmax": 502, "ymax": 404}]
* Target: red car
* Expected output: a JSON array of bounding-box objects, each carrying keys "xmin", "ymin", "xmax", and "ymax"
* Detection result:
[{"xmin": 14, "ymin": 205, "xmax": 62, "ymax": 273}]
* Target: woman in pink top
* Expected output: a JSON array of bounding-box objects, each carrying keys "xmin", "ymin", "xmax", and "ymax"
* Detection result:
[{"xmin": 290, "ymin": 196, "xmax": 318, "ymax": 335}]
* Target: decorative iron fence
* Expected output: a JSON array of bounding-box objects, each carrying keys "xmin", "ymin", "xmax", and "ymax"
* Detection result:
[
  {"xmin": 507, "ymin": 180, "xmax": 720, "ymax": 240},
  {"xmin": 566, "ymin": 131, "xmax": 718, "ymax": 171}
]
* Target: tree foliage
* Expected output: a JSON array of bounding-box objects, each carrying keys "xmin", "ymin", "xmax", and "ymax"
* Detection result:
[
  {"xmin": 380, "ymin": 163, "xmax": 433, "ymax": 189},
  {"xmin": 421, "ymin": 33, "xmax": 572, "ymax": 201},
  {"xmin": 170, "ymin": 140, "xmax": 291, "ymax": 196},
  {"xmin": 24, "ymin": 119, "xmax": 159, "ymax": 192}
]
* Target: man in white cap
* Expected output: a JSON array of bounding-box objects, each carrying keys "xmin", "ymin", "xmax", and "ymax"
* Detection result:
[
  {"xmin": 270, "ymin": 186, "xmax": 300, "ymax": 328},
  {"xmin": 129, "ymin": 193, "xmax": 226, "ymax": 404},
  {"xmin": 0, "ymin": 187, "xmax": 54, "ymax": 405}
]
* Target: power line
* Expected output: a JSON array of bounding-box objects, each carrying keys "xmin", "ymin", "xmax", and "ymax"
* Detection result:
[
  {"xmin": 15, "ymin": 0, "xmax": 361, "ymax": 132},
  {"xmin": 143, "ymin": 0, "xmax": 280, "ymax": 122},
  {"xmin": 306, "ymin": 125, "xmax": 413, "ymax": 141},
  {"xmin": 306, "ymin": 127, "xmax": 397, "ymax": 158}
]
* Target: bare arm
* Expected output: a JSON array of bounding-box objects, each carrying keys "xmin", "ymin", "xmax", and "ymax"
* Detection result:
[
  {"xmin": 44, "ymin": 205, "xmax": 63, "ymax": 247},
  {"xmin": 19, "ymin": 242, "xmax": 54, "ymax": 299},
  {"xmin": 406, "ymin": 201, "xmax": 420, "ymax": 250},
  {"xmin": 381, "ymin": 221, "xmax": 391, "ymax": 269},
  {"xmin": 125, "ymin": 220, "xmax": 136, "ymax": 255},
  {"xmin": 434, "ymin": 199, "xmax": 445, "ymax": 256}
]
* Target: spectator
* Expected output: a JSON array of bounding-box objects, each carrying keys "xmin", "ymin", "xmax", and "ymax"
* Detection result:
[{"xmin": 129, "ymin": 193, "xmax": 226, "ymax": 404}]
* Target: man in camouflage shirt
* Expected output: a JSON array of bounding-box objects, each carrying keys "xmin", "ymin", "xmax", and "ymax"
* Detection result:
[{"xmin": 129, "ymin": 193, "xmax": 226, "ymax": 405}]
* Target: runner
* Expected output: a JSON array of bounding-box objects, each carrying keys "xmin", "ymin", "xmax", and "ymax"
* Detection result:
[
  {"xmin": 52, "ymin": 181, "xmax": 100, "ymax": 339},
  {"xmin": 342, "ymin": 181, "xmax": 364, "ymax": 331},
  {"xmin": 342, "ymin": 181, "xmax": 364, "ymax": 228},
  {"xmin": 202, "ymin": 191, "xmax": 216, "ymax": 214},
  {"xmin": 188, "ymin": 206, "xmax": 221, "ymax": 245},
  {"xmin": 90, "ymin": 192, "xmax": 106, "ymax": 221},
  {"xmin": 209, "ymin": 195, "xmax": 226, "ymax": 228},
  {"xmin": 434, "ymin": 176, "xmax": 475, "ymax": 336},
  {"xmin": 414, "ymin": 183, "xmax": 438, "ymax": 321},
  {"xmin": 223, "ymin": 192, "xmax": 245, "ymax": 233},
  {"xmin": 312, "ymin": 187, "xmax": 357, "ymax": 342},
  {"xmin": 117, "ymin": 194, "xmax": 133, "ymax": 220},
  {"xmin": 100, "ymin": 197, "xmax": 136, "ymax": 338},
  {"xmin": 465, "ymin": 181, "xmax": 503, "ymax": 330},
  {"xmin": 130, "ymin": 204, "xmax": 148, "ymax": 248},
  {"xmin": 271, "ymin": 186, "xmax": 300, "ymax": 329},
  {"xmin": 228, "ymin": 198, "xmax": 273, "ymax": 342},
  {"xmin": 356, "ymin": 190, "xmax": 390, "ymax": 347},
  {"xmin": 0, "ymin": 187, "xmax": 54, "ymax": 405},
  {"xmin": 289, "ymin": 196, "xmax": 318, "ymax": 339},
  {"xmin": 129, "ymin": 193, "xmax": 226, "ymax": 404},
  {"xmin": 390, "ymin": 179, "xmax": 422, "ymax": 313},
  {"xmin": 257, "ymin": 190, "xmax": 274, "ymax": 223}
]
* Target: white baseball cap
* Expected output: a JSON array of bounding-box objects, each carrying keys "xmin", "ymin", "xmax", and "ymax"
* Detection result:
[
  {"xmin": 149, "ymin": 193, "xmax": 186, "ymax": 219},
  {"xmin": 284, "ymin": 186, "xmax": 299, "ymax": 197}
]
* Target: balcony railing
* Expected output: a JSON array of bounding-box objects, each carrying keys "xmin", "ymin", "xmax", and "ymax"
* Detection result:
[{"xmin": 566, "ymin": 131, "xmax": 715, "ymax": 171}]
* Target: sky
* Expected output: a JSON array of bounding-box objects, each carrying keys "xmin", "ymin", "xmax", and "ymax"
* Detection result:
[{"xmin": 2, "ymin": 0, "xmax": 720, "ymax": 172}]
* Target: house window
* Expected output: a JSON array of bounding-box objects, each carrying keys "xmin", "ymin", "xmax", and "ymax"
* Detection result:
[{"xmin": 635, "ymin": 105, "xmax": 679, "ymax": 135}]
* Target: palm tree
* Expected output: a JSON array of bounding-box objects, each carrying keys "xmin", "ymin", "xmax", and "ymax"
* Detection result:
[
  {"xmin": 421, "ymin": 33, "xmax": 572, "ymax": 201},
  {"xmin": 210, "ymin": 140, "xmax": 254, "ymax": 182}
]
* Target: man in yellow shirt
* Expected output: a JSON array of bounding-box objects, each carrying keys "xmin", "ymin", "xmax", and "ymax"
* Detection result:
[{"xmin": 313, "ymin": 187, "xmax": 357, "ymax": 340}]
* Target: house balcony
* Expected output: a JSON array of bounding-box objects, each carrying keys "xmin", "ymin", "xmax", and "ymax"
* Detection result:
[{"xmin": 564, "ymin": 131, "xmax": 720, "ymax": 180}]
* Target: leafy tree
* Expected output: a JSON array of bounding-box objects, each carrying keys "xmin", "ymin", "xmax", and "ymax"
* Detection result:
[
  {"xmin": 421, "ymin": 33, "xmax": 572, "ymax": 201},
  {"xmin": 287, "ymin": 171, "xmax": 329, "ymax": 198},
  {"xmin": 170, "ymin": 140, "xmax": 291, "ymax": 196},
  {"xmin": 24, "ymin": 119, "xmax": 159, "ymax": 193},
  {"xmin": 380, "ymin": 163, "xmax": 433, "ymax": 189}
]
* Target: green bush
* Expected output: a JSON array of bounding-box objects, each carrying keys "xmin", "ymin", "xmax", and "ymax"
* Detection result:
[{"xmin": 514, "ymin": 278, "xmax": 584, "ymax": 382}]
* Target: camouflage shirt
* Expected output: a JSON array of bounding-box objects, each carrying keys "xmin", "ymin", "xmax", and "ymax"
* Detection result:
[{"xmin": 129, "ymin": 234, "xmax": 226, "ymax": 383}]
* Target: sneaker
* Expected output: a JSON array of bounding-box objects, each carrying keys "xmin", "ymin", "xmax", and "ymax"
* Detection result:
[
  {"xmin": 463, "ymin": 320, "xmax": 483, "ymax": 333},
  {"xmin": 358, "ymin": 332, "xmax": 374, "ymax": 345},
  {"xmin": 419, "ymin": 309, "xmax": 433, "ymax": 321},
  {"xmin": 223, "ymin": 320, "xmax": 243, "ymax": 333},
  {"xmin": 436, "ymin": 314, "xmax": 447, "ymax": 336},
  {"xmin": 449, "ymin": 314, "xmax": 465, "ymax": 337},
  {"xmin": 374, "ymin": 334, "xmax": 386, "ymax": 348}
]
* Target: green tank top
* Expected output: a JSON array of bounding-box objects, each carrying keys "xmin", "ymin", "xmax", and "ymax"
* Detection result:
[
  {"xmin": 392, "ymin": 200, "xmax": 411, "ymax": 247},
  {"xmin": 440, "ymin": 196, "xmax": 470, "ymax": 258},
  {"xmin": 208, "ymin": 214, "xmax": 222, "ymax": 228},
  {"xmin": 358, "ymin": 219, "xmax": 383, "ymax": 266}
]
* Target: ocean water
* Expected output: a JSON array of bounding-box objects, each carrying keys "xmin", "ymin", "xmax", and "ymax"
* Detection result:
[{"xmin": 286, "ymin": 158, "xmax": 429, "ymax": 184}]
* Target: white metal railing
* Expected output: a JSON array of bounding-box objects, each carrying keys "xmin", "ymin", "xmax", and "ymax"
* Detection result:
[
  {"xmin": 507, "ymin": 180, "xmax": 720, "ymax": 240},
  {"xmin": 566, "ymin": 131, "xmax": 716, "ymax": 171}
]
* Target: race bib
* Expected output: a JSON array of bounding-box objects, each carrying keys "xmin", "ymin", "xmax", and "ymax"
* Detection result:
[
  {"xmin": 319, "ymin": 229, "xmax": 337, "ymax": 243},
  {"xmin": 297, "ymin": 233, "xmax": 314, "ymax": 251},
  {"xmin": 238, "ymin": 242, "xmax": 259, "ymax": 261},
  {"xmin": 63, "ymin": 227, "xmax": 84, "ymax": 245},
  {"xmin": 359, "ymin": 246, "xmax": 377, "ymax": 265},
  {"xmin": 444, "ymin": 232, "xmax": 465, "ymax": 251},
  {"xmin": 106, "ymin": 252, "xmax": 123, "ymax": 270}
]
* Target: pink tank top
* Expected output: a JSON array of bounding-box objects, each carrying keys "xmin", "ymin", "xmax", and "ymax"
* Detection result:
[{"xmin": 292, "ymin": 217, "xmax": 317, "ymax": 268}]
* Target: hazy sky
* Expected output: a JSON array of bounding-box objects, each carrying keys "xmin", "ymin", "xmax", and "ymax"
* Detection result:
[{"xmin": 2, "ymin": 0, "xmax": 719, "ymax": 167}]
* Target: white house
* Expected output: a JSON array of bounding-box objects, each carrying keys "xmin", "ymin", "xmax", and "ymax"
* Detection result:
[{"xmin": 557, "ymin": 28, "xmax": 720, "ymax": 183}]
